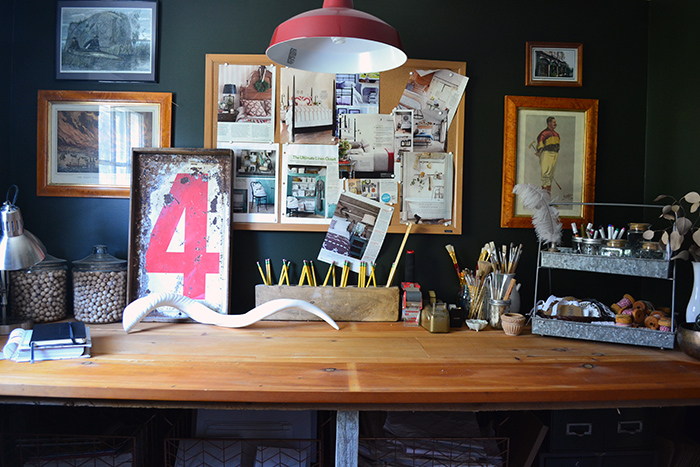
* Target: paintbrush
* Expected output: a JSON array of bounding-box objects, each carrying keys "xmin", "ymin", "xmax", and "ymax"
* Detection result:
[{"xmin": 445, "ymin": 244, "xmax": 466, "ymax": 285}]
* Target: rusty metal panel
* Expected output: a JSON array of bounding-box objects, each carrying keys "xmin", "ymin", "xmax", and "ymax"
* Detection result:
[{"xmin": 128, "ymin": 148, "xmax": 233, "ymax": 320}]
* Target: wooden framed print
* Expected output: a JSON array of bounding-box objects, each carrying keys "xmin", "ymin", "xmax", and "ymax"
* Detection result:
[
  {"xmin": 501, "ymin": 95, "xmax": 598, "ymax": 229},
  {"xmin": 37, "ymin": 90, "xmax": 172, "ymax": 198},
  {"xmin": 127, "ymin": 148, "xmax": 233, "ymax": 320},
  {"xmin": 526, "ymin": 42, "xmax": 583, "ymax": 87}
]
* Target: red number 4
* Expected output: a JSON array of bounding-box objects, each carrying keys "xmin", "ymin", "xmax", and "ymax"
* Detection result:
[{"xmin": 145, "ymin": 173, "xmax": 220, "ymax": 300}]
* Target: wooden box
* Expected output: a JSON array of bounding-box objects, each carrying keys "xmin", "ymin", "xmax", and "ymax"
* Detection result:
[{"xmin": 255, "ymin": 285, "xmax": 399, "ymax": 322}]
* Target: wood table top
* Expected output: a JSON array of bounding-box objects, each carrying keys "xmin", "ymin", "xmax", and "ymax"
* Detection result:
[{"xmin": 2, "ymin": 320, "xmax": 700, "ymax": 410}]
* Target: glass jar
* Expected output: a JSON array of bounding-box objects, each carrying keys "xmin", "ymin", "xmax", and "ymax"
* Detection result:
[
  {"xmin": 579, "ymin": 238, "xmax": 603, "ymax": 255},
  {"xmin": 72, "ymin": 245, "xmax": 127, "ymax": 324},
  {"xmin": 600, "ymin": 239, "xmax": 630, "ymax": 257},
  {"xmin": 571, "ymin": 236, "xmax": 583, "ymax": 253},
  {"xmin": 640, "ymin": 241, "xmax": 666, "ymax": 260},
  {"xmin": 627, "ymin": 223, "xmax": 651, "ymax": 257},
  {"xmin": 9, "ymin": 254, "xmax": 68, "ymax": 323}
]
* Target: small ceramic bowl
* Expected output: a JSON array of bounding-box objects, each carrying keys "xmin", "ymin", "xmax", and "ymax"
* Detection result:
[
  {"xmin": 465, "ymin": 319, "xmax": 488, "ymax": 332},
  {"xmin": 677, "ymin": 322, "xmax": 700, "ymax": 360},
  {"xmin": 500, "ymin": 313, "xmax": 526, "ymax": 336}
]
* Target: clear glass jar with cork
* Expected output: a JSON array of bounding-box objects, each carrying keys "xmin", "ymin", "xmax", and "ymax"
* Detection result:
[{"xmin": 72, "ymin": 245, "xmax": 127, "ymax": 324}]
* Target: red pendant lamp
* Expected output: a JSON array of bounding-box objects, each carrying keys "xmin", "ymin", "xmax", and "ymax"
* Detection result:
[{"xmin": 266, "ymin": 0, "xmax": 407, "ymax": 74}]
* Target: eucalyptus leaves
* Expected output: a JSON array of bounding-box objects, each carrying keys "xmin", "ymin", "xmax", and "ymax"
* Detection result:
[{"xmin": 646, "ymin": 191, "xmax": 700, "ymax": 261}]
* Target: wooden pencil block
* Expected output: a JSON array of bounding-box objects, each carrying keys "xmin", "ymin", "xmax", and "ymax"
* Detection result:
[{"xmin": 255, "ymin": 285, "xmax": 399, "ymax": 322}]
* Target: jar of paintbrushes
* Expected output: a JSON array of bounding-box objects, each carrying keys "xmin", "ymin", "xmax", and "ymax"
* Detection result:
[{"xmin": 482, "ymin": 242, "xmax": 521, "ymax": 329}]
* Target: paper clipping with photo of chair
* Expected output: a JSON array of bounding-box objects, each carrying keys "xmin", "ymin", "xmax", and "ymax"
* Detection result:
[{"xmin": 219, "ymin": 142, "xmax": 279, "ymax": 223}]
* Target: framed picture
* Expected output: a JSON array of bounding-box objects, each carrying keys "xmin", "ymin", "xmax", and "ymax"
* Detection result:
[
  {"xmin": 37, "ymin": 90, "xmax": 172, "ymax": 198},
  {"xmin": 501, "ymin": 95, "xmax": 598, "ymax": 229},
  {"xmin": 56, "ymin": 1, "xmax": 158, "ymax": 81},
  {"xmin": 127, "ymin": 148, "xmax": 234, "ymax": 321},
  {"xmin": 526, "ymin": 42, "xmax": 582, "ymax": 87}
]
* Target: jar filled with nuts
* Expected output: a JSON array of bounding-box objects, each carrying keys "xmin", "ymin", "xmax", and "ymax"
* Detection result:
[
  {"xmin": 9, "ymin": 254, "xmax": 68, "ymax": 323},
  {"xmin": 72, "ymin": 245, "xmax": 127, "ymax": 324}
]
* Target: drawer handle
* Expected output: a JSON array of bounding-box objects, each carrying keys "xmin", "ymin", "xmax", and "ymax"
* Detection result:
[
  {"xmin": 618, "ymin": 420, "xmax": 643, "ymax": 434},
  {"xmin": 566, "ymin": 422, "xmax": 592, "ymax": 437}
]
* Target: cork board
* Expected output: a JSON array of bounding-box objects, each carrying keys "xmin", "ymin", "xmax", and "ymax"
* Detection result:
[{"xmin": 204, "ymin": 55, "xmax": 467, "ymax": 235}]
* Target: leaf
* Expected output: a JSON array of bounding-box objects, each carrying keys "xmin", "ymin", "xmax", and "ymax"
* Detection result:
[
  {"xmin": 662, "ymin": 205, "xmax": 672, "ymax": 214},
  {"xmin": 671, "ymin": 250, "xmax": 690, "ymax": 261},
  {"xmin": 672, "ymin": 204, "xmax": 680, "ymax": 213},
  {"xmin": 643, "ymin": 230, "xmax": 656, "ymax": 240},
  {"xmin": 670, "ymin": 230, "xmax": 684, "ymax": 251},
  {"xmin": 692, "ymin": 202, "xmax": 700, "ymax": 214},
  {"xmin": 676, "ymin": 216, "xmax": 693, "ymax": 235},
  {"xmin": 654, "ymin": 194, "xmax": 671, "ymax": 202},
  {"xmin": 685, "ymin": 191, "xmax": 700, "ymax": 203},
  {"xmin": 661, "ymin": 231, "xmax": 669, "ymax": 246},
  {"xmin": 662, "ymin": 213, "xmax": 676, "ymax": 221},
  {"xmin": 693, "ymin": 229, "xmax": 700, "ymax": 247},
  {"xmin": 690, "ymin": 244, "xmax": 700, "ymax": 262}
]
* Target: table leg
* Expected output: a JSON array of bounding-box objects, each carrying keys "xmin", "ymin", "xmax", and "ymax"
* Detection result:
[{"xmin": 335, "ymin": 410, "xmax": 359, "ymax": 467}]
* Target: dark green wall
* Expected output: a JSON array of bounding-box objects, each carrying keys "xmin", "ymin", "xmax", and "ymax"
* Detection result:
[
  {"xmin": 646, "ymin": 0, "xmax": 700, "ymax": 307},
  {"xmin": 7, "ymin": 0, "xmax": 657, "ymax": 313}
]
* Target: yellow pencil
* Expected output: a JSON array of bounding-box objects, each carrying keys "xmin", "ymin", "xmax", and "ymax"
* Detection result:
[
  {"xmin": 341, "ymin": 261, "xmax": 350, "ymax": 287},
  {"xmin": 283, "ymin": 260, "xmax": 290, "ymax": 285},
  {"xmin": 369, "ymin": 263, "xmax": 377, "ymax": 287},
  {"xmin": 322, "ymin": 261, "xmax": 335, "ymax": 286},
  {"xmin": 257, "ymin": 261, "xmax": 268, "ymax": 285},
  {"xmin": 278, "ymin": 259, "xmax": 288, "ymax": 285},
  {"xmin": 299, "ymin": 260, "xmax": 309, "ymax": 285},
  {"xmin": 310, "ymin": 261, "xmax": 317, "ymax": 286},
  {"xmin": 332, "ymin": 264, "xmax": 337, "ymax": 287},
  {"xmin": 265, "ymin": 258, "xmax": 272, "ymax": 286}
]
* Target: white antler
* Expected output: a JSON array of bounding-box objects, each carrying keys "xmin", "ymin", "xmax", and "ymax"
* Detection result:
[{"xmin": 123, "ymin": 293, "xmax": 339, "ymax": 333}]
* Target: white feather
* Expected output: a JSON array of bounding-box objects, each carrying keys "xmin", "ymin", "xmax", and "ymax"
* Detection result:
[{"xmin": 513, "ymin": 184, "xmax": 563, "ymax": 245}]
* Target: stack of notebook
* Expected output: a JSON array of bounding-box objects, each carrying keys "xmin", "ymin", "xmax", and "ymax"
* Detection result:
[{"xmin": 2, "ymin": 321, "xmax": 91, "ymax": 363}]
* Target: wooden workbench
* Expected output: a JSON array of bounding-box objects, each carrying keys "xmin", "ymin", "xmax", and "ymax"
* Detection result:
[{"xmin": 2, "ymin": 320, "xmax": 700, "ymax": 465}]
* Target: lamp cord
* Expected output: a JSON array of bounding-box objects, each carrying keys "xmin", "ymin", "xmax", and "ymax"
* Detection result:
[{"xmin": 5, "ymin": 185, "xmax": 18, "ymax": 206}]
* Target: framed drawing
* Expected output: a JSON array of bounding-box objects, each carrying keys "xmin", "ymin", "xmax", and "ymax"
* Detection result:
[
  {"xmin": 501, "ymin": 95, "xmax": 598, "ymax": 229},
  {"xmin": 127, "ymin": 148, "xmax": 234, "ymax": 320},
  {"xmin": 56, "ymin": 0, "xmax": 158, "ymax": 81},
  {"xmin": 526, "ymin": 42, "xmax": 582, "ymax": 87},
  {"xmin": 37, "ymin": 90, "xmax": 172, "ymax": 198}
]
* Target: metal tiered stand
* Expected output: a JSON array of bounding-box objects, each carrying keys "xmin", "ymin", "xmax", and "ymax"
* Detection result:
[{"xmin": 531, "ymin": 202, "xmax": 677, "ymax": 349}]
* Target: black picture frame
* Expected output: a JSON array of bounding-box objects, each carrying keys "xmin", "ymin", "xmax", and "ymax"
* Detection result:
[{"xmin": 56, "ymin": 0, "xmax": 158, "ymax": 82}]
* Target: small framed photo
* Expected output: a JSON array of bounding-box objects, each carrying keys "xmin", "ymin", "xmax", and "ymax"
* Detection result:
[
  {"xmin": 37, "ymin": 90, "xmax": 172, "ymax": 198},
  {"xmin": 127, "ymin": 148, "xmax": 234, "ymax": 320},
  {"xmin": 56, "ymin": 1, "xmax": 158, "ymax": 81},
  {"xmin": 501, "ymin": 95, "xmax": 598, "ymax": 229},
  {"xmin": 526, "ymin": 42, "xmax": 582, "ymax": 87}
]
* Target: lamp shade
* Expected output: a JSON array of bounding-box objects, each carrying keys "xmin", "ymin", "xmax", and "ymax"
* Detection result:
[
  {"xmin": 266, "ymin": 0, "xmax": 407, "ymax": 74},
  {"xmin": 0, "ymin": 201, "xmax": 45, "ymax": 271},
  {"xmin": 223, "ymin": 84, "xmax": 237, "ymax": 95}
]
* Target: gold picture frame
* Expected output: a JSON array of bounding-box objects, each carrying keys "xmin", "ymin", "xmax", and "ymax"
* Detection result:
[
  {"xmin": 526, "ymin": 42, "xmax": 583, "ymax": 87},
  {"xmin": 37, "ymin": 90, "xmax": 172, "ymax": 198},
  {"xmin": 501, "ymin": 95, "xmax": 598, "ymax": 229}
]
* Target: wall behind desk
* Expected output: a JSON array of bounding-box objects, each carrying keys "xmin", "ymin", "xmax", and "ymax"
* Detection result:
[{"xmin": 5, "ymin": 0, "xmax": 657, "ymax": 313}]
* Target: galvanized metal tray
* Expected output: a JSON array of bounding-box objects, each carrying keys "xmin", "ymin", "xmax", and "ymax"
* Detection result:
[
  {"xmin": 539, "ymin": 248, "xmax": 672, "ymax": 279},
  {"xmin": 532, "ymin": 315, "xmax": 676, "ymax": 349}
]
